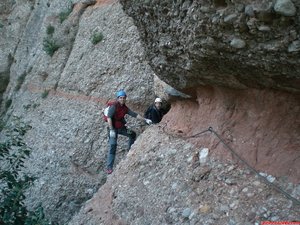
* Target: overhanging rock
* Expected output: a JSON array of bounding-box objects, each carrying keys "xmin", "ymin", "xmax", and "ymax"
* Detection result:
[{"xmin": 120, "ymin": 0, "xmax": 300, "ymax": 94}]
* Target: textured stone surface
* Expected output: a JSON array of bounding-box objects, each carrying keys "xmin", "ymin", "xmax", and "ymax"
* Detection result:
[
  {"xmin": 1, "ymin": 0, "xmax": 300, "ymax": 224},
  {"xmin": 0, "ymin": 0, "xmax": 33, "ymax": 104},
  {"xmin": 69, "ymin": 126, "xmax": 300, "ymax": 225},
  {"xmin": 163, "ymin": 86, "xmax": 300, "ymax": 183},
  {"xmin": 120, "ymin": 0, "xmax": 300, "ymax": 94},
  {"xmin": 0, "ymin": 0, "xmax": 154, "ymax": 223}
]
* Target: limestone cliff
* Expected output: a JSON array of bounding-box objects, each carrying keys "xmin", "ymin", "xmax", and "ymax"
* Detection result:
[{"xmin": 1, "ymin": 0, "xmax": 154, "ymax": 223}]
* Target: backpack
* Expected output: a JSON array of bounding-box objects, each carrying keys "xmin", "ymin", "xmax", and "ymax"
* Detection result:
[{"xmin": 102, "ymin": 100, "xmax": 117, "ymax": 122}]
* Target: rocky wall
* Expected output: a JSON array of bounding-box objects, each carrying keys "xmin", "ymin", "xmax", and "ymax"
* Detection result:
[
  {"xmin": 120, "ymin": 0, "xmax": 300, "ymax": 93},
  {"xmin": 1, "ymin": 0, "xmax": 300, "ymax": 224},
  {"xmin": 0, "ymin": 0, "xmax": 155, "ymax": 223},
  {"xmin": 68, "ymin": 126, "xmax": 300, "ymax": 225},
  {"xmin": 163, "ymin": 86, "xmax": 300, "ymax": 183}
]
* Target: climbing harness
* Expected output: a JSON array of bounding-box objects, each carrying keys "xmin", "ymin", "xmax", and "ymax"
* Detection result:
[{"xmin": 162, "ymin": 124, "xmax": 300, "ymax": 206}]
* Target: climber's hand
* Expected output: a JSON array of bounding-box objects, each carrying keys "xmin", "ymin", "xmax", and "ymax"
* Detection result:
[
  {"xmin": 145, "ymin": 119, "xmax": 152, "ymax": 125},
  {"xmin": 109, "ymin": 129, "xmax": 116, "ymax": 138}
]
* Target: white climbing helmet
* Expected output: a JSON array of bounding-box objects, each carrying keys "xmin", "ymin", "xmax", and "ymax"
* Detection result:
[{"xmin": 155, "ymin": 97, "xmax": 162, "ymax": 103}]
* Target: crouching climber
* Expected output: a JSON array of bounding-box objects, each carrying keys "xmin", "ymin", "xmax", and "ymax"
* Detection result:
[
  {"xmin": 144, "ymin": 97, "xmax": 165, "ymax": 124},
  {"xmin": 106, "ymin": 90, "xmax": 152, "ymax": 174}
]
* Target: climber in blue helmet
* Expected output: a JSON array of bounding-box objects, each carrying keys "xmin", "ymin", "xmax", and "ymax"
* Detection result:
[
  {"xmin": 105, "ymin": 90, "xmax": 152, "ymax": 174},
  {"xmin": 116, "ymin": 90, "xmax": 127, "ymax": 98}
]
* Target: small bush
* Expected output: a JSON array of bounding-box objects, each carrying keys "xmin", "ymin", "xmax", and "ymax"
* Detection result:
[
  {"xmin": 41, "ymin": 90, "xmax": 49, "ymax": 99},
  {"xmin": 0, "ymin": 117, "xmax": 50, "ymax": 224},
  {"xmin": 46, "ymin": 25, "xmax": 55, "ymax": 36},
  {"xmin": 43, "ymin": 38, "xmax": 60, "ymax": 57},
  {"xmin": 0, "ymin": 120, "xmax": 5, "ymax": 132},
  {"xmin": 0, "ymin": 74, "xmax": 9, "ymax": 93},
  {"xmin": 59, "ymin": 8, "xmax": 72, "ymax": 23},
  {"xmin": 23, "ymin": 103, "xmax": 39, "ymax": 110},
  {"xmin": 32, "ymin": 103, "xmax": 39, "ymax": 109},
  {"xmin": 5, "ymin": 99, "xmax": 12, "ymax": 109},
  {"xmin": 15, "ymin": 72, "xmax": 27, "ymax": 91},
  {"xmin": 91, "ymin": 32, "xmax": 104, "ymax": 45}
]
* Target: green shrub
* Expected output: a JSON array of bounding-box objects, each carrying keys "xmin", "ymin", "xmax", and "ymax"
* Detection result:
[
  {"xmin": 32, "ymin": 103, "xmax": 39, "ymax": 109},
  {"xmin": 5, "ymin": 99, "xmax": 12, "ymax": 109},
  {"xmin": 59, "ymin": 8, "xmax": 72, "ymax": 23},
  {"xmin": 46, "ymin": 25, "xmax": 55, "ymax": 36},
  {"xmin": 41, "ymin": 90, "xmax": 49, "ymax": 99},
  {"xmin": 0, "ymin": 120, "xmax": 5, "ymax": 132},
  {"xmin": 91, "ymin": 32, "xmax": 104, "ymax": 45},
  {"xmin": 15, "ymin": 72, "xmax": 27, "ymax": 91},
  {"xmin": 0, "ymin": 73, "xmax": 9, "ymax": 93},
  {"xmin": 0, "ymin": 117, "xmax": 51, "ymax": 224},
  {"xmin": 43, "ymin": 38, "xmax": 60, "ymax": 57},
  {"xmin": 23, "ymin": 103, "xmax": 40, "ymax": 110}
]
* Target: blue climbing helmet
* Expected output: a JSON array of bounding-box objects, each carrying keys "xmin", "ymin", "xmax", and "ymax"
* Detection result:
[{"xmin": 116, "ymin": 90, "xmax": 127, "ymax": 98}]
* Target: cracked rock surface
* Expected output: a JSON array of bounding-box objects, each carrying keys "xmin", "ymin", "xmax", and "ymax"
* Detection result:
[{"xmin": 69, "ymin": 126, "xmax": 300, "ymax": 225}]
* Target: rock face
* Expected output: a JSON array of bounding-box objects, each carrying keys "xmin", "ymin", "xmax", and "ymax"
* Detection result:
[
  {"xmin": 163, "ymin": 86, "xmax": 300, "ymax": 183},
  {"xmin": 120, "ymin": 0, "xmax": 300, "ymax": 94},
  {"xmin": 69, "ymin": 126, "xmax": 300, "ymax": 225},
  {"xmin": 1, "ymin": 0, "xmax": 154, "ymax": 223}
]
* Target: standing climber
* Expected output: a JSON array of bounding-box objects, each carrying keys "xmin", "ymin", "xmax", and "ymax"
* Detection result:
[
  {"xmin": 144, "ymin": 97, "xmax": 165, "ymax": 124},
  {"xmin": 106, "ymin": 90, "xmax": 152, "ymax": 174}
]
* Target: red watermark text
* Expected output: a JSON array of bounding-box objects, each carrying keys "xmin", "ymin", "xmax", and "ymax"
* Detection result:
[{"xmin": 262, "ymin": 222, "xmax": 300, "ymax": 225}]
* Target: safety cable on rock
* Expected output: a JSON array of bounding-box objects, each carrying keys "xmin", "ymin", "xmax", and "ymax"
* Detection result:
[
  {"xmin": 206, "ymin": 127, "xmax": 300, "ymax": 206},
  {"xmin": 164, "ymin": 125, "xmax": 300, "ymax": 206}
]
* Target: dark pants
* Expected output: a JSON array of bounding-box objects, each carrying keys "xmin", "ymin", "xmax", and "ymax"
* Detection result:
[{"xmin": 107, "ymin": 126, "xmax": 136, "ymax": 170}]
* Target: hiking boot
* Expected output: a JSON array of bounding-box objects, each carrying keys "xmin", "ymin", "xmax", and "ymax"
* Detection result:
[{"xmin": 106, "ymin": 168, "xmax": 113, "ymax": 174}]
